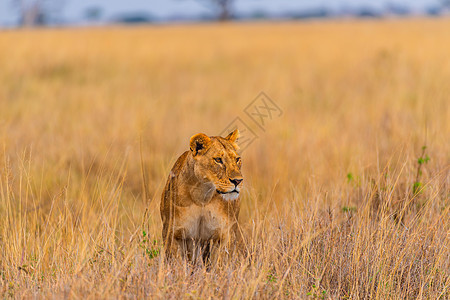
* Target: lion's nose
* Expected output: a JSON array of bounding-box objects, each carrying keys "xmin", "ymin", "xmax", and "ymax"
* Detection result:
[{"xmin": 229, "ymin": 178, "xmax": 243, "ymax": 187}]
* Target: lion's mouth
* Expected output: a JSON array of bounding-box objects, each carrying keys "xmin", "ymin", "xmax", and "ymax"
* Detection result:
[{"xmin": 216, "ymin": 189, "xmax": 239, "ymax": 195}]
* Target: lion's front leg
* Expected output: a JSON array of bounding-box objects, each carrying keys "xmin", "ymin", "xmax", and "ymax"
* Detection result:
[
  {"xmin": 166, "ymin": 228, "xmax": 201, "ymax": 262},
  {"xmin": 162, "ymin": 229, "xmax": 180, "ymax": 259}
]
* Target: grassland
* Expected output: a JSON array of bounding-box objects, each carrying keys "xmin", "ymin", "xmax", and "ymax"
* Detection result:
[{"xmin": 0, "ymin": 19, "xmax": 449, "ymax": 298}]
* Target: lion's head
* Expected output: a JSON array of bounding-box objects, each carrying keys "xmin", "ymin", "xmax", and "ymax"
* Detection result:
[{"xmin": 189, "ymin": 129, "xmax": 243, "ymax": 201}]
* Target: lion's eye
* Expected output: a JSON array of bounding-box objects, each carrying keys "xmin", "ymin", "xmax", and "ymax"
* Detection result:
[
  {"xmin": 236, "ymin": 157, "xmax": 241, "ymax": 163},
  {"xmin": 214, "ymin": 157, "xmax": 223, "ymax": 164}
]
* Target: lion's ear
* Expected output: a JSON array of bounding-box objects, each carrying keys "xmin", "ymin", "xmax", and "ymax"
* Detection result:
[
  {"xmin": 190, "ymin": 133, "xmax": 211, "ymax": 156},
  {"xmin": 225, "ymin": 129, "xmax": 239, "ymax": 143}
]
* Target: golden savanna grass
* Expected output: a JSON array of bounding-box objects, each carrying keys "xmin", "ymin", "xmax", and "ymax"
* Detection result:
[{"xmin": 0, "ymin": 19, "xmax": 449, "ymax": 298}]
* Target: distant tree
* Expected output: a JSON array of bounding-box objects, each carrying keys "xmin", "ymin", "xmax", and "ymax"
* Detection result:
[
  {"xmin": 11, "ymin": 0, "xmax": 66, "ymax": 27},
  {"xmin": 216, "ymin": 0, "xmax": 232, "ymax": 21},
  {"xmin": 192, "ymin": 0, "xmax": 233, "ymax": 21},
  {"xmin": 83, "ymin": 6, "xmax": 103, "ymax": 22}
]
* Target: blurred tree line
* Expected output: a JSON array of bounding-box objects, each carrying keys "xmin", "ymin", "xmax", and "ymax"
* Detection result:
[
  {"xmin": 11, "ymin": 0, "xmax": 233, "ymax": 26},
  {"xmin": 10, "ymin": 0, "xmax": 450, "ymax": 27},
  {"xmin": 12, "ymin": 0, "xmax": 66, "ymax": 26}
]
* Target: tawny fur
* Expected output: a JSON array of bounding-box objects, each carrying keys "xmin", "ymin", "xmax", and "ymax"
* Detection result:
[{"xmin": 160, "ymin": 130, "xmax": 244, "ymax": 262}]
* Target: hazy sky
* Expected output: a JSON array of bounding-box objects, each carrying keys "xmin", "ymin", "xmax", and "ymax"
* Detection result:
[{"xmin": 0, "ymin": 0, "xmax": 442, "ymax": 25}]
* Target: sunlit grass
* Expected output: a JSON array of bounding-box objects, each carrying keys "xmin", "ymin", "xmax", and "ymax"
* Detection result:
[{"xmin": 0, "ymin": 19, "xmax": 449, "ymax": 298}]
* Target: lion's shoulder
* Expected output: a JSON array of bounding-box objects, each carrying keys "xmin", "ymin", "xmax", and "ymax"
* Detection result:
[
  {"xmin": 170, "ymin": 150, "xmax": 190, "ymax": 178},
  {"xmin": 161, "ymin": 151, "xmax": 190, "ymax": 224},
  {"xmin": 161, "ymin": 151, "xmax": 190, "ymax": 201}
]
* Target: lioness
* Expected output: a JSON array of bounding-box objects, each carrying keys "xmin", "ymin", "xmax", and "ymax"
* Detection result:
[{"xmin": 160, "ymin": 130, "xmax": 244, "ymax": 262}]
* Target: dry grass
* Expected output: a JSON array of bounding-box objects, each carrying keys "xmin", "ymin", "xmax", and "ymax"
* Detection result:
[{"xmin": 0, "ymin": 19, "xmax": 449, "ymax": 298}]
